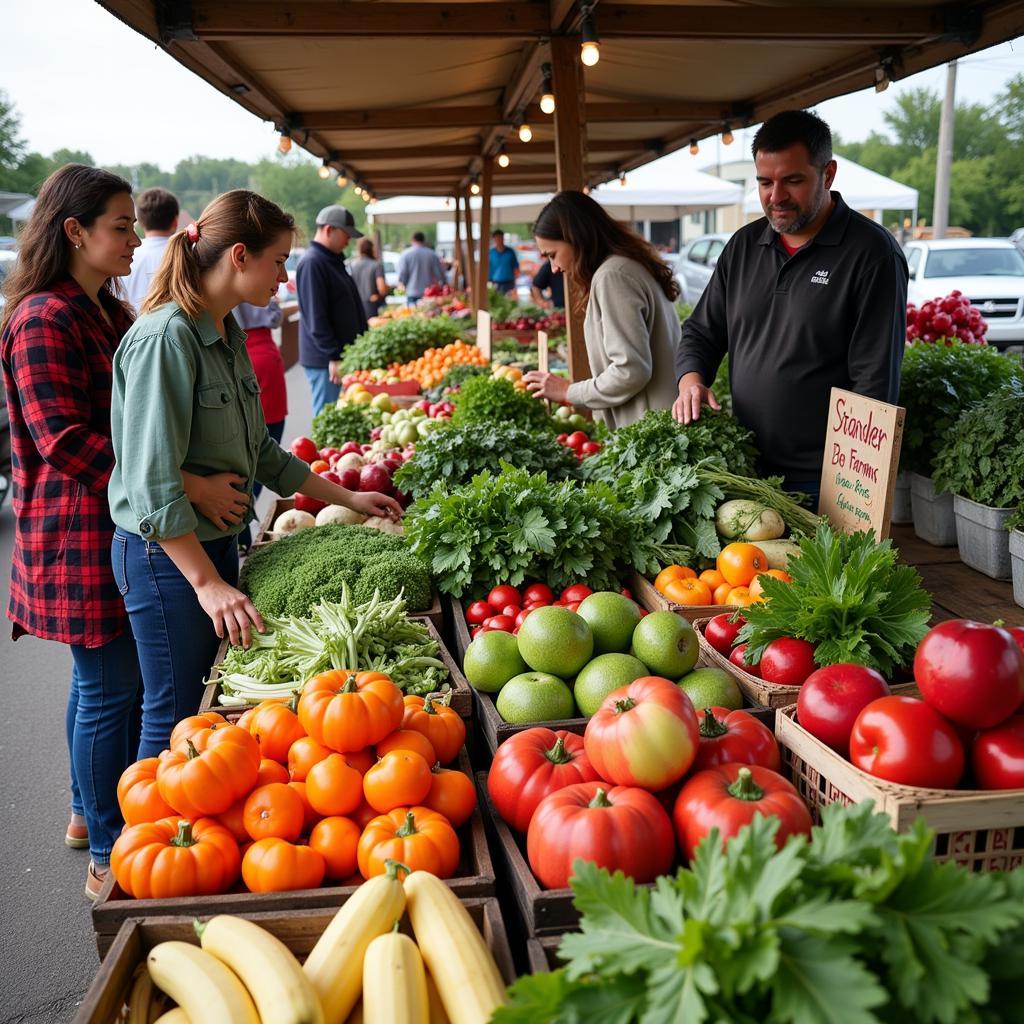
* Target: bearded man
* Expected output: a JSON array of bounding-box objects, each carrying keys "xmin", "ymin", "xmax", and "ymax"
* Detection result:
[{"xmin": 672, "ymin": 109, "xmax": 908, "ymax": 504}]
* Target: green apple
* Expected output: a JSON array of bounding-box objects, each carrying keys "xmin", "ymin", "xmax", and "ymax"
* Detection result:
[
  {"xmin": 567, "ymin": 414, "xmax": 587, "ymax": 429},
  {"xmin": 554, "ymin": 405, "xmax": 573, "ymax": 421},
  {"xmin": 370, "ymin": 392, "xmax": 394, "ymax": 412}
]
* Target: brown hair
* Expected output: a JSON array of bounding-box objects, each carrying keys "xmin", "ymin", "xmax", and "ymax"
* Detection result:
[
  {"xmin": 357, "ymin": 237, "xmax": 375, "ymax": 258},
  {"xmin": 143, "ymin": 189, "xmax": 295, "ymax": 319},
  {"xmin": 1, "ymin": 164, "xmax": 133, "ymax": 333},
  {"xmin": 533, "ymin": 191, "xmax": 679, "ymax": 310},
  {"xmin": 136, "ymin": 187, "xmax": 179, "ymax": 232}
]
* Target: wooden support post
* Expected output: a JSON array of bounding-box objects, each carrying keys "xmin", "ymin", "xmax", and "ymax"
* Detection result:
[
  {"xmin": 463, "ymin": 191, "xmax": 478, "ymax": 313},
  {"xmin": 550, "ymin": 35, "xmax": 591, "ymax": 384},
  {"xmin": 477, "ymin": 156, "xmax": 494, "ymax": 312},
  {"xmin": 452, "ymin": 194, "xmax": 463, "ymax": 292}
]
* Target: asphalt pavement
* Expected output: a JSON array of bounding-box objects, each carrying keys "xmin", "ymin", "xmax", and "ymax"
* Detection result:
[{"xmin": 0, "ymin": 363, "xmax": 313, "ymax": 1021}]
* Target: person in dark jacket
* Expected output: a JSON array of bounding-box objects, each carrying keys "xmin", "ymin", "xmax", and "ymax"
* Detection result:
[
  {"xmin": 672, "ymin": 110, "xmax": 908, "ymax": 505},
  {"xmin": 296, "ymin": 205, "xmax": 367, "ymax": 415}
]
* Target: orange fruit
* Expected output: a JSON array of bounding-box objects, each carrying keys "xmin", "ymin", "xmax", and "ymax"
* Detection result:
[
  {"xmin": 717, "ymin": 543, "xmax": 769, "ymax": 587},
  {"xmin": 713, "ymin": 582, "xmax": 734, "ymax": 605},
  {"xmin": 725, "ymin": 586, "xmax": 758, "ymax": 608},
  {"xmin": 654, "ymin": 565, "xmax": 693, "ymax": 594},
  {"xmin": 663, "ymin": 577, "xmax": 714, "ymax": 606},
  {"xmin": 699, "ymin": 569, "xmax": 726, "ymax": 590}
]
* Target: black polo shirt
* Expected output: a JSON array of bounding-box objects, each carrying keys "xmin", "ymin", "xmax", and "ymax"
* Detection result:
[{"xmin": 675, "ymin": 192, "xmax": 908, "ymax": 479}]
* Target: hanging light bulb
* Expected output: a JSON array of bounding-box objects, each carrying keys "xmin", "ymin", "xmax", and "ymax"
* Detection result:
[
  {"xmin": 497, "ymin": 145, "xmax": 511, "ymax": 168},
  {"xmin": 722, "ymin": 123, "xmax": 734, "ymax": 146},
  {"xmin": 518, "ymin": 122, "xmax": 533, "ymax": 143},
  {"xmin": 580, "ymin": 7, "xmax": 600, "ymax": 67},
  {"xmin": 367, "ymin": 195, "xmax": 377, "ymax": 206},
  {"xmin": 619, "ymin": 172, "xmax": 627, "ymax": 187},
  {"xmin": 318, "ymin": 163, "xmax": 331, "ymax": 179},
  {"xmin": 539, "ymin": 63, "xmax": 555, "ymax": 114},
  {"xmin": 337, "ymin": 174, "xmax": 348, "ymax": 188},
  {"xmin": 277, "ymin": 132, "xmax": 292, "ymax": 154},
  {"xmin": 470, "ymin": 179, "xmax": 481, "ymax": 196},
  {"xmin": 689, "ymin": 138, "xmax": 699, "ymax": 156}
]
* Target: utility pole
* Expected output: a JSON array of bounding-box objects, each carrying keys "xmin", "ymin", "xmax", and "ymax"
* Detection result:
[{"xmin": 932, "ymin": 59, "xmax": 957, "ymax": 239}]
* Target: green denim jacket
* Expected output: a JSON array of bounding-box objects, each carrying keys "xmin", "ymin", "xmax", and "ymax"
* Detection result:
[{"xmin": 109, "ymin": 302, "xmax": 309, "ymax": 542}]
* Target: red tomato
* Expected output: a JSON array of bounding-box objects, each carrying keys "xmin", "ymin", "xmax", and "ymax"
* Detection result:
[
  {"xmin": 971, "ymin": 715, "xmax": 1024, "ymax": 789},
  {"xmin": 583, "ymin": 677, "xmax": 699, "ymax": 790},
  {"xmin": 482, "ymin": 615, "xmax": 515, "ymax": 633},
  {"xmin": 796, "ymin": 663, "xmax": 890, "ymax": 755},
  {"xmin": 470, "ymin": 626, "xmax": 484, "ymax": 641},
  {"xmin": 703, "ymin": 614, "xmax": 746, "ymax": 657},
  {"xmin": 621, "ymin": 588, "xmax": 633, "ymax": 600},
  {"xmin": 466, "ymin": 600, "xmax": 492, "ymax": 625},
  {"xmin": 289, "ymin": 436, "xmax": 318, "ymax": 463},
  {"xmin": 500, "ymin": 603, "xmax": 519, "ymax": 618},
  {"xmin": 526, "ymin": 781, "xmax": 675, "ymax": 889},
  {"xmin": 1005, "ymin": 625, "xmax": 1024, "ymax": 657},
  {"xmin": 523, "ymin": 583, "xmax": 554, "ymax": 605},
  {"xmin": 580, "ymin": 442, "xmax": 601, "ymax": 455},
  {"xmin": 849, "ymin": 696, "xmax": 964, "ymax": 788},
  {"xmin": 729, "ymin": 643, "xmax": 761, "ymax": 678},
  {"xmin": 487, "ymin": 585, "xmax": 521, "ymax": 610},
  {"xmin": 914, "ymin": 620, "xmax": 1024, "ymax": 729},
  {"xmin": 565, "ymin": 431, "xmax": 589, "ymax": 452},
  {"xmin": 759, "ymin": 637, "xmax": 817, "ymax": 685},
  {"xmin": 561, "ymin": 584, "xmax": 593, "ymax": 604},
  {"xmin": 673, "ymin": 764, "xmax": 812, "ymax": 860},
  {"xmin": 487, "ymin": 728, "xmax": 602, "ymax": 833},
  {"xmin": 514, "ymin": 608, "xmax": 535, "ymax": 628},
  {"xmin": 565, "ymin": 601, "xmax": 581, "ymax": 613},
  {"xmin": 691, "ymin": 707, "xmax": 781, "ymax": 773}
]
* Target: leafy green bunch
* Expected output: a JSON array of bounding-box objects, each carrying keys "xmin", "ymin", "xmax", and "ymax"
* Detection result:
[
  {"xmin": 449, "ymin": 374, "xmax": 554, "ymax": 434},
  {"xmin": 402, "ymin": 463, "xmax": 672, "ymax": 597},
  {"xmin": 899, "ymin": 340, "xmax": 1022, "ymax": 477},
  {"xmin": 497, "ymin": 802, "xmax": 1024, "ymax": 1024},
  {"xmin": 424, "ymin": 362, "xmax": 491, "ymax": 401},
  {"xmin": 737, "ymin": 522, "xmax": 931, "ymax": 677},
  {"xmin": 931, "ymin": 379, "xmax": 1024, "ymax": 513},
  {"xmin": 310, "ymin": 402, "xmax": 382, "ymax": 447},
  {"xmin": 393, "ymin": 423, "xmax": 578, "ymax": 498},
  {"xmin": 339, "ymin": 316, "xmax": 464, "ymax": 372}
]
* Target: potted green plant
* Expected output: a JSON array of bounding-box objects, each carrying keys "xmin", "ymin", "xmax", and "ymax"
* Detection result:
[
  {"xmin": 898, "ymin": 341, "xmax": 1021, "ymax": 545},
  {"xmin": 932, "ymin": 381, "xmax": 1024, "ymax": 580},
  {"xmin": 1009, "ymin": 507, "xmax": 1024, "ymax": 608}
]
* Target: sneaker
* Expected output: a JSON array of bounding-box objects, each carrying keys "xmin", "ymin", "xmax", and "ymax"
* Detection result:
[
  {"xmin": 85, "ymin": 861, "xmax": 109, "ymax": 902},
  {"xmin": 65, "ymin": 816, "xmax": 89, "ymax": 849}
]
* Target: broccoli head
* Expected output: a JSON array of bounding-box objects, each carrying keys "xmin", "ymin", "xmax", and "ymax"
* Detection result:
[
  {"xmin": 354, "ymin": 552, "xmax": 432, "ymax": 610},
  {"xmin": 283, "ymin": 549, "xmax": 361, "ymax": 617}
]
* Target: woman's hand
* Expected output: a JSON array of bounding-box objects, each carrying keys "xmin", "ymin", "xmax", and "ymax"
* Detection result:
[
  {"xmin": 672, "ymin": 372, "xmax": 721, "ymax": 424},
  {"xmin": 196, "ymin": 578, "xmax": 265, "ymax": 648},
  {"xmin": 182, "ymin": 471, "xmax": 250, "ymax": 531},
  {"xmin": 349, "ymin": 490, "xmax": 404, "ymax": 521},
  {"xmin": 524, "ymin": 371, "xmax": 571, "ymax": 404}
]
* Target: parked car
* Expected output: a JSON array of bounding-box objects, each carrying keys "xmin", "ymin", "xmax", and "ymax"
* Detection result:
[
  {"xmin": 903, "ymin": 238, "xmax": 1024, "ymax": 348},
  {"xmin": 276, "ymin": 247, "xmax": 307, "ymax": 304},
  {"xmin": 0, "ymin": 249, "xmax": 16, "ymax": 318},
  {"xmin": 673, "ymin": 233, "xmax": 730, "ymax": 304},
  {"xmin": 1010, "ymin": 227, "xmax": 1024, "ymax": 253}
]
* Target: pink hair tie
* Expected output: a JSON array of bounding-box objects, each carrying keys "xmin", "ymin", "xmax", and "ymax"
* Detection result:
[{"xmin": 185, "ymin": 222, "xmax": 200, "ymax": 243}]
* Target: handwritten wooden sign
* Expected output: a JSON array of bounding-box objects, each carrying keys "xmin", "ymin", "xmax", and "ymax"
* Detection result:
[
  {"xmin": 476, "ymin": 309, "xmax": 492, "ymax": 362},
  {"xmin": 818, "ymin": 388, "xmax": 905, "ymax": 539}
]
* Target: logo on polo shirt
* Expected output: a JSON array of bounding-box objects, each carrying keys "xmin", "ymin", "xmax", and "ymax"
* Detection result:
[{"xmin": 811, "ymin": 268, "xmax": 830, "ymax": 285}]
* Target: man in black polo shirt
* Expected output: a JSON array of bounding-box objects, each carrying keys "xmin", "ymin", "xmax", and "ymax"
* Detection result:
[{"xmin": 673, "ymin": 110, "xmax": 908, "ymax": 504}]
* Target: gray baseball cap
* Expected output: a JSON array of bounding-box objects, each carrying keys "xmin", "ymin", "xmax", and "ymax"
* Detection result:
[{"xmin": 315, "ymin": 205, "xmax": 364, "ymax": 238}]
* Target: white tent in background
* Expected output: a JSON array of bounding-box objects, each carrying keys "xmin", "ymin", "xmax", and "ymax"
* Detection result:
[{"xmin": 742, "ymin": 155, "xmax": 918, "ymax": 225}]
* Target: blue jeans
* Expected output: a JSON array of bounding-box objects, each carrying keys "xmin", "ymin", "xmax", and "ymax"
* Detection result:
[
  {"xmin": 784, "ymin": 477, "xmax": 822, "ymax": 510},
  {"xmin": 112, "ymin": 528, "xmax": 239, "ymax": 758},
  {"xmin": 66, "ymin": 629, "xmax": 142, "ymax": 864},
  {"xmin": 303, "ymin": 365, "xmax": 341, "ymax": 417}
]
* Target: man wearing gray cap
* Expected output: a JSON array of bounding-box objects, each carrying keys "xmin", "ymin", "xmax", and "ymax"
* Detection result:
[{"xmin": 296, "ymin": 205, "xmax": 368, "ymax": 414}]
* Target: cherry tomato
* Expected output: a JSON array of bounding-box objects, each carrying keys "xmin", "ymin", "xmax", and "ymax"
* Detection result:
[
  {"xmin": 466, "ymin": 600, "xmax": 492, "ymax": 625},
  {"xmin": 914, "ymin": 620, "xmax": 1024, "ymax": 729},
  {"xmin": 562, "ymin": 584, "xmax": 593, "ymax": 603},
  {"xmin": 500, "ymin": 603, "xmax": 519, "ymax": 618},
  {"xmin": 470, "ymin": 626, "xmax": 484, "ymax": 640},
  {"xmin": 487, "ymin": 585, "xmax": 521, "ymax": 611},
  {"xmin": 729, "ymin": 643, "xmax": 761, "ymax": 678},
  {"xmin": 796, "ymin": 663, "xmax": 890, "ymax": 755},
  {"xmin": 849, "ymin": 696, "xmax": 964, "ymax": 788},
  {"xmin": 523, "ymin": 583, "xmax": 554, "ymax": 605},
  {"xmin": 514, "ymin": 608, "xmax": 535, "ymax": 628},
  {"xmin": 483, "ymin": 614, "xmax": 515, "ymax": 633},
  {"xmin": 703, "ymin": 614, "xmax": 746, "ymax": 657},
  {"xmin": 971, "ymin": 715, "xmax": 1024, "ymax": 789},
  {"xmin": 691, "ymin": 707, "xmax": 781, "ymax": 773},
  {"xmin": 565, "ymin": 431, "xmax": 588, "ymax": 451},
  {"xmin": 759, "ymin": 637, "xmax": 817, "ymax": 686}
]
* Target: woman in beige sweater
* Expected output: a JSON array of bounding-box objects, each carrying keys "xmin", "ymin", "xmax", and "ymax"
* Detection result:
[{"xmin": 524, "ymin": 191, "xmax": 681, "ymax": 428}]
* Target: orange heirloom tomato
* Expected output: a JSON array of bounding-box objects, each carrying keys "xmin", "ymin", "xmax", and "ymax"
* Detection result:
[
  {"xmin": 663, "ymin": 577, "xmax": 713, "ymax": 606},
  {"xmin": 287, "ymin": 736, "xmax": 333, "ymax": 781},
  {"xmin": 242, "ymin": 837, "xmax": 325, "ymax": 893},
  {"xmin": 157, "ymin": 726, "xmax": 260, "ymax": 818},
  {"xmin": 376, "ymin": 729, "xmax": 437, "ymax": 765},
  {"xmin": 247, "ymin": 697, "xmax": 306, "ymax": 763},
  {"xmin": 169, "ymin": 712, "xmax": 227, "ymax": 750},
  {"xmin": 725, "ymin": 586, "xmax": 758, "ymax": 607},
  {"xmin": 243, "ymin": 782, "xmax": 305, "ymax": 842},
  {"xmin": 357, "ymin": 807, "xmax": 460, "ymax": 879},
  {"xmin": 298, "ymin": 670, "xmax": 404, "ymax": 752},
  {"xmin": 256, "ymin": 758, "xmax": 290, "ymax": 787},
  {"xmin": 401, "ymin": 694, "xmax": 466, "ymax": 765},
  {"xmin": 713, "ymin": 582, "xmax": 734, "ymax": 605},
  {"xmin": 216, "ymin": 794, "xmax": 250, "ymax": 843},
  {"xmin": 699, "ymin": 569, "xmax": 726, "ymax": 590},
  {"xmin": 717, "ymin": 543, "xmax": 769, "ymax": 587},
  {"xmin": 341, "ymin": 747, "xmax": 377, "ymax": 775},
  {"xmin": 309, "ymin": 816, "xmax": 361, "ymax": 880},
  {"xmin": 117, "ymin": 757, "xmax": 176, "ymax": 826},
  {"xmin": 423, "ymin": 765, "xmax": 477, "ymax": 827},
  {"xmin": 654, "ymin": 565, "xmax": 695, "ymax": 594},
  {"xmin": 350, "ymin": 796, "xmax": 379, "ymax": 831},
  {"xmin": 110, "ymin": 817, "xmax": 241, "ymax": 899},
  {"xmin": 363, "ymin": 750, "xmax": 433, "ymax": 813},
  {"xmin": 287, "ymin": 781, "xmax": 322, "ymax": 834},
  {"xmin": 748, "ymin": 569, "xmax": 793, "ymax": 600},
  {"xmin": 305, "ymin": 753, "xmax": 364, "ymax": 817}
]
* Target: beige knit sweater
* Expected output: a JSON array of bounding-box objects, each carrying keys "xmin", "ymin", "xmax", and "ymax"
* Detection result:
[{"xmin": 566, "ymin": 255, "xmax": 681, "ymax": 429}]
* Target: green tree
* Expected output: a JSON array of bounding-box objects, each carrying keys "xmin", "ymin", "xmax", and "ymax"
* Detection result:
[{"xmin": 0, "ymin": 90, "xmax": 26, "ymax": 176}]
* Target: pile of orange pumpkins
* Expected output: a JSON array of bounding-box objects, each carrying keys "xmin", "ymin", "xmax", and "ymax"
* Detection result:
[{"xmin": 110, "ymin": 670, "xmax": 474, "ymax": 898}]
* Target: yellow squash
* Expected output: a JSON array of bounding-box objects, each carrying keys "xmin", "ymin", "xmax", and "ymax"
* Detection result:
[{"xmin": 362, "ymin": 931, "xmax": 428, "ymax": 1024}]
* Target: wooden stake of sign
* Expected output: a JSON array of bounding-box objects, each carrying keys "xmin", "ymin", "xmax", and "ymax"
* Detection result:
[
  {"xmin": 818, "ymin": 387, "xmax": 905, "ymax": 539},
  {"xmin": 477, "ymin": 310, "xmax": 492, "ymax": 362},
  {"xmin": 536, "ymin": 330, "xmax": 549, "ymax": 374}
]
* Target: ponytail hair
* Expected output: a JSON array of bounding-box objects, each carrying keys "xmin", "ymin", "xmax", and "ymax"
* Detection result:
[{"xmin": 143, "ymin": 189, "xmax": 295, "ymax": 319}]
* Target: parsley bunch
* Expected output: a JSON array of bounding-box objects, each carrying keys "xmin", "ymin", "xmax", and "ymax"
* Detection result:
[
  {"xmin": 737, "ymin": 522, "xmax": 931, "ymax": 676},
  {"xmin": 310, "ymin": 402, "xmax": 381, "ymax": 447},
  {"xmin": 497, "ymin": 802, "xmax": 1024, "ymax": 1024},
  {"xmin": 449, "ymin": 375, "xmax": 554, "ymax": 434},
  {"xmin": 393, "ymin": 423, "xmax": 578, "ymax": 499},
  {"xmin": 339, "ymin": 316, "xmax": 464, "ymax": 372}
]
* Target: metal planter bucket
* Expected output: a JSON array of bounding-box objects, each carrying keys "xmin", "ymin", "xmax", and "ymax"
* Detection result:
[
  {"xmin": 953, "ymin": 495, "xmax": 1013, "ymax": 580},
  {"xmin": 1009, "ymin": 528, "xmax": 1024, "ymax": 608},
  {"xmin": 891, "ymin": 471, "xmax": 913, "ymax": 525},
  {"xmin": 910, "ymin": 473, "xmax": 957, "ymax": 547}
]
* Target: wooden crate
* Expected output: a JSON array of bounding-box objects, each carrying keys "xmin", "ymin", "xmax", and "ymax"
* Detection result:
[
  {"xmin": 525, "ymin": 934, "xmax": 567, "ymax": 974},
  {"xmin": 199, "ymin": 614, "xmax": 466, "ymax": 716},
  {"xmin": 474, "ymin": 688, "xmax": 586, "ymax": 760},
  {"xmin": 629, "ymin": 570, "xmax": 739, "ymax": 623},
  {"xmin": 92, "ymin": 749, "xmax": 494, "ymax": 956},
  {"xmin": 446, "ymin": 593, "xmax": 473, "ymax": 668},
  {"xmin": 775, "ymin": 705, "xmax": 1024, "ymax": 872},
  {"xmin": 75, "ymin": 898, "xmax": 515, "ymax": 1024}
]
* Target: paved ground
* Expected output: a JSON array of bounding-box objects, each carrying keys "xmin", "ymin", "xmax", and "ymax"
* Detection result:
[{"xmin": 0, "ymin": 363, "xmax": 312, "ymax": 1021}]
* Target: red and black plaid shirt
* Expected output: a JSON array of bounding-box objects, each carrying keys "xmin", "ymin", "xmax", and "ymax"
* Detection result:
[{"xmin": 1, "ymin": 277, "xmax": 134, "ymax": 648}]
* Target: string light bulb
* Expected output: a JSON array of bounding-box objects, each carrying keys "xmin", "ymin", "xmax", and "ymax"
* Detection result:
[
  {"xmin": 336, "ymin": 173, "xmax": 348, "ymax": 188},
  {"xmin": 539, "ymin": 64, "xmax": 555, "ymax": 114},
  {"xmin": 518, "ymin": 122, "xmax": 533, "ymax": 143},
  {"xmin": 619, "ymin": 172, "xmax": 627, "ymax": 187},
  {"xmin": 277, "ymin": 132, "xmax": 292, "ymax": 154},
  {"xmin": 689, "ymin": 138, "xmax": 699, "ymax": 156},
  {"xmin": 580, "ymin": 8, "xmax": 600, "ymax": 67},
  {"xmin": 722, "ymin": 124, "xmax": 734, "ymax": 146},
  {"xmin": 470, "ymin": 179, "xmax": 481, "ymax": 195},
  {"xmin": 497, "ymin": 145, "xmax": 510, "ymax": 168},
  {"xmin": 318, "ymin": 163, "xmax": 331, "ymax": 179}
]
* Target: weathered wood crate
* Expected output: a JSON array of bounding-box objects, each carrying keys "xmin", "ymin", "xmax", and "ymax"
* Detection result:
[{"xmin": 629, "ymin": 570, "xmax": 739, "ymax": 623}]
